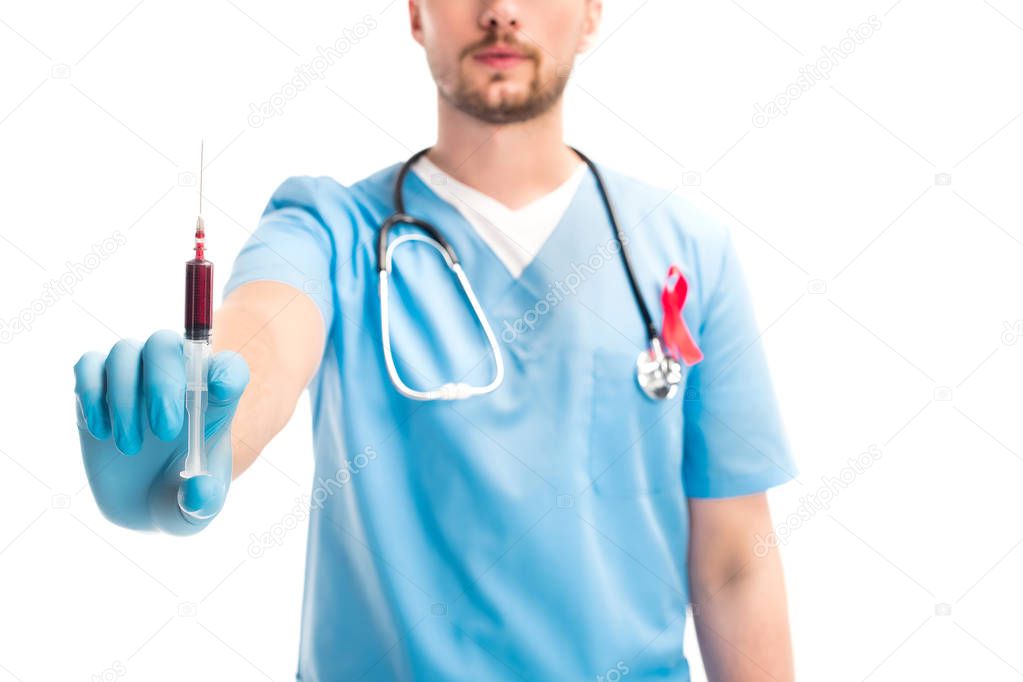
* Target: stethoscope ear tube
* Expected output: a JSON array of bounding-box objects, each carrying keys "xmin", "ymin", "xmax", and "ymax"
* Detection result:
[
  {"xmin": 378, "ymin": 233, "xmax": 504, "ymax": 401},
  {"xmin": 569, "ymin": 146, "xmax": 659, "ymax": 347},
  {"xmin": 376, "ymin": 213, "xmax": 460, "ymax": 272}
]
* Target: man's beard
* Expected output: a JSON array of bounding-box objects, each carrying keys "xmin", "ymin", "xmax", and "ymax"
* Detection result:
[
  {"xmin": 440, "ymin": 35, "xmax": 571, "ymax": 125},
  {"xmin": 442, "ymin": 68, "xmax": 568, "ymax": 125}
]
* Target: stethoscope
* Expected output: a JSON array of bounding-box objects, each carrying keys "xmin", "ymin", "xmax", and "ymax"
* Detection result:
[{"xmin": 377, "ymin": 147, "xmax": 683, "ymax": 402}]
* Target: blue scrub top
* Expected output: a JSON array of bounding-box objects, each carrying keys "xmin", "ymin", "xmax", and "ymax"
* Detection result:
[{"xmin": 224, "ymin": 158, "xmax": 796, "ymax": 681}]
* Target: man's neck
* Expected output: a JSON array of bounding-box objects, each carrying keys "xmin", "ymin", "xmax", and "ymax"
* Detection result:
[{"xmin": 426, "ymin": 97, "xmax": 581, "ymax": 210}]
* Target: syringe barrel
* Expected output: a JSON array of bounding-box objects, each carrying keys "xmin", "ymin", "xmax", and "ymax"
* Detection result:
[
  {"xmin": 185, "ymin": 258, "xmax": 213, "ymax": 341},
  {"xmin": 182, "ymin": 338, "xmax": 210, "ymax": 478}
]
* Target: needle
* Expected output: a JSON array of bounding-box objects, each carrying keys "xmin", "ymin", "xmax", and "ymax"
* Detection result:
[{"xmin": 198, "ymin": 138, "xmax": 205, "ymax": 230}]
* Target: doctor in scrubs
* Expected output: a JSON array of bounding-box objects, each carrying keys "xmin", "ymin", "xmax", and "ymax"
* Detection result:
[{"xmin": 73, "ymin": 1, "xmax": 797, "ymax": 680}]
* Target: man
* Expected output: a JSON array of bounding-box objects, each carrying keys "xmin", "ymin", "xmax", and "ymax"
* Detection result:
[{"xmin": 73, "ymin": 1, "xmax": 797, "ymax": 679}]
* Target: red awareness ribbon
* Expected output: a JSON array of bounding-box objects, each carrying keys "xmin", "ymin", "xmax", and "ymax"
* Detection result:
[{"xmin": 660, "ymin": 265, "xmax": 703, "ymax": 366}]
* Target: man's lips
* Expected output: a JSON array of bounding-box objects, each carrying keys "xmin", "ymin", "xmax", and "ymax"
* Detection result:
[{"xmin": 472, "ymin": 46, "xmax": 529, "ymax": 69}]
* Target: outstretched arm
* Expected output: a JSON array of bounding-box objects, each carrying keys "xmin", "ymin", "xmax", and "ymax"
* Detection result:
[{"xmin": 214, "ymin": 280, "xmax": 326, "ymax": 478}]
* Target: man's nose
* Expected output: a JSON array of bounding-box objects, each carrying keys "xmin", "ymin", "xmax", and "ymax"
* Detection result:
[{"xmin": 478, "ymin": 1, "xmax": 520, "ymax": 32}]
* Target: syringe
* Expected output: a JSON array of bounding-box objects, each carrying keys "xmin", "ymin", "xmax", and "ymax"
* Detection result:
[{"xmin": 182, "ymin": 141, "xmax": 213, "ymax": 479}]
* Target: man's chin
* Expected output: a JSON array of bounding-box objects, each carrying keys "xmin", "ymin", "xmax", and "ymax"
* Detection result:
[
  {"xmin": 470, "ymin": 75, "xmax": 529, "ymax": 98},
  {"xmin": 443, "ymin": 74, "xmax": 565, "ymax": 125},
  {"xmin": 480, "ymin": 92, "xmax": 532, "ymax": 114}
]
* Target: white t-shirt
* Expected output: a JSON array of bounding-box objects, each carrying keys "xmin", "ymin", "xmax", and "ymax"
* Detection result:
[{"xmin": 411, "ymin": 155, "xmax": 587, "ymax": 278}]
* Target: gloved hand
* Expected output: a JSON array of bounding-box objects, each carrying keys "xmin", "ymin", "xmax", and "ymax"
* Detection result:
[{"xmin": 73, "ymin": 330, "xmax": 249, "ymax": 535}]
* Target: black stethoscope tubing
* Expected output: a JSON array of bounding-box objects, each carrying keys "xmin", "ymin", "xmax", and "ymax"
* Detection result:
[{"xmin": 376, "ymin": 146, "xmax": 659, "ymax": 346}]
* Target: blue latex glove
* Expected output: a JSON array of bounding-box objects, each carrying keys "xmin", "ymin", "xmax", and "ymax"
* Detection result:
[{"xmin": 73, "ymin": 330, "xmax": 249, "ymax": 535}]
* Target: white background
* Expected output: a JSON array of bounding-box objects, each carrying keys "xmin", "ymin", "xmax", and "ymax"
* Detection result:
[{"xmin": 2, "ymin": 0, "xmax": 1023, "ymax": 680}]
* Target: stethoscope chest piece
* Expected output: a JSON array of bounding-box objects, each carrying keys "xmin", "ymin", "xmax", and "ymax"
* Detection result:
[{"xmin": 636, "ymin": 338, "xmax": 683, "ymax": 401}]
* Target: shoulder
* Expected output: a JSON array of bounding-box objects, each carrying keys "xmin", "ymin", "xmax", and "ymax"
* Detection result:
[
  {"xmin": 594, "ymin": 164, "xmax": 732, "ymax": 251},
  {"xmin": 592, "ymin": 163, "xmax": 736, "ymax": 300},
  {"xmin": 263, "ymin": 175, "xmax": 354, "ymax": 219},
  {"xmin": 262, "ymin": 162, "xmax": 404, "ymax": 236}
]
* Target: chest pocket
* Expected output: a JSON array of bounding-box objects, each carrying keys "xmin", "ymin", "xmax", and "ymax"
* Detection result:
[{"xmin": 587, "ymin": 349, "xmax": 685, "ymax": 496}]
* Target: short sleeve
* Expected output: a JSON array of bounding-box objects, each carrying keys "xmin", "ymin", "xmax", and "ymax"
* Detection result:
[
  {"xmin": 222, "ymin": 176, "xmax": 336, "ymax": 333},
  {"xmin": 683, "ymin": 232, "xmax": 797, "ymax": 498}
]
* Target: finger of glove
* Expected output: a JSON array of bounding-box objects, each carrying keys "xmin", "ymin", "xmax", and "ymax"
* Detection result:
[
  {"xmin": 177, "ymin": 474, "xmax": 227, "ymax": 523},
  {"xmin": 142, "ymin": 330, "xmax": 185, "ymax": 441},
  {"xmin": 206, "ymin": 351, "xmax": 250, "ymax": 425},
  {"xmin": 74, "ymin": 351, "xmax": 111, "ymax": 440},
  {"xmin": 105, "ymin": 339, "xmax": 145, "ymax": 455}
]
